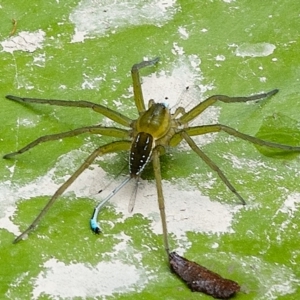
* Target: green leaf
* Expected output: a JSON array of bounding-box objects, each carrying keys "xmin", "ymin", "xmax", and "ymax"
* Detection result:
[{"xmin": 1, "ymin": 1, "xmax": 300, "ymax": 299}]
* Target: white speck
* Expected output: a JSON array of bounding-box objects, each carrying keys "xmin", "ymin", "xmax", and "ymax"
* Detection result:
[
  {"xmin": 81, "ymin": 80, "xmax": 95, "ymax": 89},
  {"xmin": 200, "ymin": 28, "xmax": 208, "ymax": 33},
  {"xmin": 235, "ymin": 42, "xmax": 276, "ymax": 58},
  {"xmin": 189, "ymin": 54, "xmax": 201, "ymax": 70},
  {"xmin": 171, "ymin": 42, "xmax": 185, "ymax": 55},
  {"xmin": 211, "ymin": 242, "xmax": 219, "ymax": 249},
  {"xmin": 70, "ymin": 0, "xmax": 178, "ymax": 42},
  {"xmin": 215, "ymin": 55, "xmax": 226, "ymax": 61},
  {"xmin": 113, "ymin": 99, "xmax": 123, "ymax": 107},
  {"xmin": 260, "ymin": 77, "xmax": 267, "ymax": 83},
  {"xmin": 178, "ymin": 26, "xmax": 189, "ymax": 39},
  {"xmin": 277, "ymin": 193, "xmax": 300, "ymax": 218},
  {"xmin": 33, "ymin": 53, "xmax": 46, "ymax": 67},
  {"xmin": 272, "ymin": 57, "xmax": 278, "ymax": 62},
  {"xmin": 18, "ymin": 117, "xmax": 39, "ymax": 127},
  {"xmin": 222, "ymin": 153, "xmax": 277, "ymax": 172},
  {"xmin": 1, "ymin": 30, "xmax": 46, "ymax": 53},
  {"xmin": 81, "ymin": 74, "xmax": 106, "ymax": 90}
]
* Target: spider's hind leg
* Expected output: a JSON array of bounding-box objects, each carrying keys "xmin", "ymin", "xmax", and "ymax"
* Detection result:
[
  {"xmin": 180, "ymin": 122, "xmax": 300, "ymax": 204},
  {"xmin": 179, "ymin": 89, "xmax": 279, "ymax": 125}
]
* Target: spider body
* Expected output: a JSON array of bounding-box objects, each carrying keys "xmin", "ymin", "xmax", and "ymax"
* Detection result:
[
  {"xmin": 130, "ymin": 102, "xmax": 171, "ymax": 176},
  {"xmin": 4, "ymin": 57, "xmax": 300, "ymax": 250},
  {"xmin": 4, "ymin": 57, "xmax": 300, "ymax": 298}
]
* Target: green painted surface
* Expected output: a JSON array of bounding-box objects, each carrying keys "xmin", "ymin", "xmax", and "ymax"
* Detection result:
[{"xmin": 0, "ymin": 0, "xmax": 299, "ymax": 299}]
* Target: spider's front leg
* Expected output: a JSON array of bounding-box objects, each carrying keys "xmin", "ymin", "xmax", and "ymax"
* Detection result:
[
  {"xmin": 131, "ymin": 57, "xmax": 160, "ymax": 114},
  {"xmin": 171, "ymin": 88, "xmax": 300, "ymax": 205},
  {"xmin": 5, "ymin": 95, "xmax": 132, "ymax": 127},
  {"xmin": 178, "ymin": 89, "xmax": 278, "ymax": 125}
]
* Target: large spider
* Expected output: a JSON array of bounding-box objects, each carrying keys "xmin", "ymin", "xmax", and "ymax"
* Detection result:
[{"xmin": 4, "ymin": 57, "xmax": 300, "ymax": 297}]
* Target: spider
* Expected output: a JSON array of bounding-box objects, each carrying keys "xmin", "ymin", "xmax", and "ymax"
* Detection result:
[{"xmin": 4, "ymin": 57, "xmax": 300, "ymax": 254}]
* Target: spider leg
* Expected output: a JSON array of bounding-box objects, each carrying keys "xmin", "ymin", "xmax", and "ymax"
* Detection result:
[
  {"xmin": 131, "ymin": 57, "xmax": 160, "ymax": 114},
  {"xmin": 5, "ymin": 95, "xmax": 132, "ymax": 127},
  {"xmin": 178, "ymin": 89, "xmax": 278, "ymax": 125},
  {"xmin": 13, "ymin": 140, "xmax": 131, "ymax": 243},
  {"xmin": 128, "ymin": 176, "xmax": 140, "ymax": 213},
  {"xmin": 185, "ymin": 124, "xmax": 300, "ymax": 152},
  {"xmin": 3, "ymin": 126, "xmax": 130, "ymax": 159},
  {"xmin": 152, "ymin": 147, "xmax": 170, "ymax": 258},
  {"xmin": 181, "ymin": 131, "xmax": 246, "ymax": 205}
]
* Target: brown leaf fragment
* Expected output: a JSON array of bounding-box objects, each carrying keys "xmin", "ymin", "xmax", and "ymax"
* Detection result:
[{"xmin": 169, "ymin": 252, "xmax": 240, "ymax": 299}]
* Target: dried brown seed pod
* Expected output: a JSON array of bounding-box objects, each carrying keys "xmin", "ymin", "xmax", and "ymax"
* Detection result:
[{"xmin": 169, "ymin": 252, "xmax": 240, "ymax": 299}]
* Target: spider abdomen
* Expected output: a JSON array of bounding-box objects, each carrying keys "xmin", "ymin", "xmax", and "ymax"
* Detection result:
[{"xmin": 130, "ymin": 132, "xmax": 153, "ymax": 177}]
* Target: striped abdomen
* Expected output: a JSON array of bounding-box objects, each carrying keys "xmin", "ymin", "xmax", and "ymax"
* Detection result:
[{"xmin": 130, "ymin": 132, "xmax": 153, "ymax": 177}]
